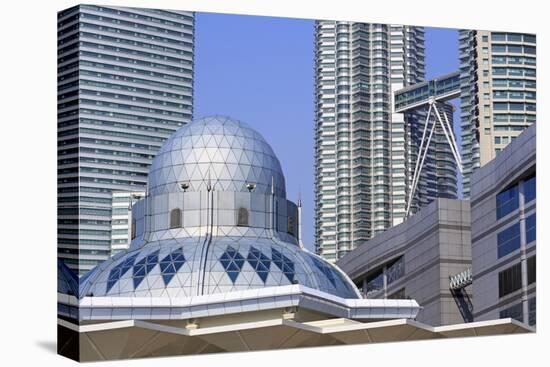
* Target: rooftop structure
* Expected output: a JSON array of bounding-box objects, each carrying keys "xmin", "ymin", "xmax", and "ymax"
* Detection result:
[{"xmin": 58, "ymin": 116, "xmax": 429, "ymax": 361}]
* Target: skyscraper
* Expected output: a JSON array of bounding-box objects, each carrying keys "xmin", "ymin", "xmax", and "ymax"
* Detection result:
[
  {"xmin": 459, "ymin": 31, "xmax": 536, "ymax": 197},
  {"xmin": 314, "ymin": 21, "xmax": 457, "ymax": 262},
  {"xmin": 57, "ymin": 5, "xmax": 194, "ymax": 274}
]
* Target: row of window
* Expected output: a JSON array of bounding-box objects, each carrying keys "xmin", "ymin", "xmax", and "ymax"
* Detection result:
[
  {"xmin": 80, "ymin": 6, "xmax": 193, "ymax": 29},
  {"xmin": 493, "ymin": 91, "xmax": 536, "ymax": 100},
  {"xmin": 491, "ymin": 44, "xmax": 536, "ymax": 55},
  {"xmin": 80, "ymin": 50, "xmax": 191, "ymax": 74},
  {"xmin": 78, "ymin": 107, "xmax": 188, "ymax": 127},
  {"xmin": 491, "ymin": 55, "xmax": 535, "ymax": 66},
  {"xmin": 80, "ymin": 79, "xmax": 190, "ymax": 101},
  {"xmin": 80, "ymin": 59, "xmax": 192, "ymax": 83},
  {"xmin": 491, "ymin": 33, "xmax": 535, "ymax": 43},
  {"xmin": 492, "ymin": 78, "xmax": 536, "ymax": 89},
  {"xmin": 80, "ymin": 98, "xmax": 188, "ymax": 118},
  {"xmin": 493, "ymin": 102, "xmax": 536, "ymax": 112},
  {"xmin": 80, "ymin": 117, "xmax": 178, "ymax": 135},
  {"xmin": 79, "ymin": 40, "xmax": 193, "ymax": 66},
  {"xmin": 492, "ymin": 113, "xmax": 536, "ymax": 123},
  {"xmin": 496, "ymin": 175, "xmax": 536, "ymax": 219},
  {"xmin": 493, "ymin": 67, "xmax": 536, "ymax": 77},
  {"xmin": 80, "ymin": 21, "xmax": 192, "ymax": 47}
]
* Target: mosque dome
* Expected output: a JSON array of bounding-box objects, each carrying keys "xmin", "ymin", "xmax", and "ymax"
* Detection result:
[
  {"xmin": 147, "ymin": 116, "xmax": 286, "ymax": 197},
  {"xmin": 78, "ymin": 116, "xmax": 361, "ymax": 300}
]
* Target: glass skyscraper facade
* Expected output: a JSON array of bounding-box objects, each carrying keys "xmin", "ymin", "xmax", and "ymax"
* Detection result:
[
  {"xmin": 459, "ymin": 31, "xmax": 536, "ymax": 197},
  {"xmin": 57, "ymin": 5, "xmax": 194, "ymax": 274},
  {"xmin": 314, "ymin": 21, "xmax": 457, "ymax": 262}
]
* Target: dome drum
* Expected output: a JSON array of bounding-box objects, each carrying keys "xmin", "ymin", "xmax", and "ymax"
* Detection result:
[{"xmin": 130, "ymin": 190, "xmax": 300, "ymax": 245}]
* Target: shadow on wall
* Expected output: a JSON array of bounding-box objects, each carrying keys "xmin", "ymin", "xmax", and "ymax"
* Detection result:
[{"xmin": 451, "ymin": 288, "xmax": 474, "ymax": 322}]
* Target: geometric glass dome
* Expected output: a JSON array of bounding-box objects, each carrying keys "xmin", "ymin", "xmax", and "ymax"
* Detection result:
[
  {"xmin": 77, "ymin": 116, "xmax": 362, "ymax": 300},
  {"xmin": 147, "ymin": 115, "xmax": 286, "ymax": 197}
]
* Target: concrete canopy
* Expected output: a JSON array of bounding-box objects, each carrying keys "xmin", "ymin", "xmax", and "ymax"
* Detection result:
[{"xmin": 58, "ymin": 315, "xmax": 533, "ymax": 361}]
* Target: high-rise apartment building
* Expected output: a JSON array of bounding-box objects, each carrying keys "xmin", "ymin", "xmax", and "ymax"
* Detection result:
[
  {"xmin": 314, "ymin": 21, "xmax": 457, "ymax": 262},
  {"xmin": 459, "ymin": 31, "xmax": 536, "ymax": 197},
  {"xmin": 57, "ymin": 5, "xmax": 194, "ymax": 274}
]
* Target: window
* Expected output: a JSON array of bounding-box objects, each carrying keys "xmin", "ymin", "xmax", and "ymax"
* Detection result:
[
  {"xmin": 524, "ymin": 34, "xmax": 536, "ymax": 43},
  {"xmin": 287, "ymin": 216, "xmax": 295, "ymax": 235},
  {"xmin": 130, "ymin": 219, "xmax": 136, "ymax": 240},
  {"xmin": 496, "ymin": 184, "xmax": 519, "ymax": 218},
  {"xmin": 497, "ymin": 223, "xmax": 521, "ymax": 258},
  {"xmin": 169, "ymin": 208, "xmax": 182, "ymax": 228},
  {"xmin": 524, "ymin": 46, "xmax": 536, "ymax": 55},
  {"xmin": 498, "ymin": 263, "xmax": 522, "ymax": 297},
  {"xmin": 237, "ymin": 207, "xmax": 249, "ymax": 227},
  {"xmin": 526, "ymin": 214, "xmax": 536, "ymax": 244},
  {"xmin": 499, "ymin": 303, "xmax": 523, "ymax": 322},
  {"xmin": 523, "ymin": 175, "xmax": 536, "ymax": 203},
  {"xmin": 527, "ymin": 256, "xmax": 536, "ymax": 284}
]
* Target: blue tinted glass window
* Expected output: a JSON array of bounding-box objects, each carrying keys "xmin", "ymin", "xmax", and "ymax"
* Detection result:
[
  {"xmin": 526, "ymin": 214, "xmax": 536, "ymax": 244},
  {"xmin": 132, "ymin": 250, "xmax": 159, "ymax": 289},
  {"xmin": 524, "ymin": 175, "xmax": 536, "ymax": 203},
  {"xmin": 497, "ymin": 223, "xmax": 521, "ymax": 258},
  {"xmin": 246, "ymin": 247, "xmax": 271, "ymax": 283},
  {"xmin": 496, "ymin": 185, "xmax": 519, "ymax": 219},
  {"xmin": 106, "ymin": 253, "xmax": 138, "ymax": 293},
  {"xmin": 160, "ymin": 248, "xmax": 186, "ymax": 285},
  {"xmin": 219, "ymin": 246, "xmax": 245, "ymax": 283}
]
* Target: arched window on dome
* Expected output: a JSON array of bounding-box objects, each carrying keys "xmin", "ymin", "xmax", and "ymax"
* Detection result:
[
  {"xmin": 237, "ymin": 207, "xmax": 249, "ymax": 227},
  {"xmin": 287, "ymin": 215, "xmax": 295, "ymax": 236},
  {"xmin": 170, "ymin": 208, "xmax": 182, "ymax": 229}
]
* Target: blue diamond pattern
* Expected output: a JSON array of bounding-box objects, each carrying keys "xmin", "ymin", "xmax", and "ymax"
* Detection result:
[
  {"xmin": 159, "ymin": 248, "xmax": 186, "ymax": 285},
  {"xmin": 246, "ymin": 246, "xmax": 271, "ymax": 283},
  {"xmin": 106, "ymin": 253, "xmax": 139, "ymax": 293},
  {"xmin": 132, "ymin": 250, "xmax": 160, "ymax": 289},
  {"xmin": 219, "ymin": 245, "xmax": 245, "ymax": 283},
  {"xmin": 271, "ymin": 248, "xmax": 295, "ymax": 283}
]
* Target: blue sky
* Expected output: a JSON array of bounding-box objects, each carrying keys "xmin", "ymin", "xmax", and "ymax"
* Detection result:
[{"xmin": 194, "ymin": 13, "xmax": 461, "ymax": 249}]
